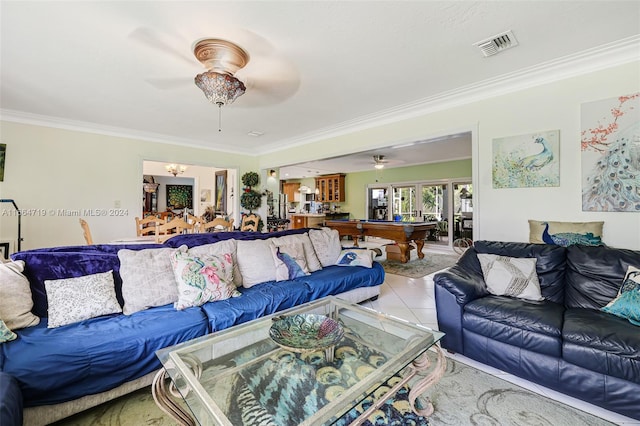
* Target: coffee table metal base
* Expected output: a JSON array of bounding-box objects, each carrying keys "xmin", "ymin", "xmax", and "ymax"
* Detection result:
[{"xmin": 152, "ymin": 345, "xmax": 447, "ymax": 425}]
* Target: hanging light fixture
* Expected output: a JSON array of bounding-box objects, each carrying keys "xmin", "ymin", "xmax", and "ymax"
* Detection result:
[
  {"xmin": 166, "ymin": 164, "xmax": 187, "ymax": 177},
  {"xmin": 193, "ymin": 39, "xmax": 249, "ymax": 132}
]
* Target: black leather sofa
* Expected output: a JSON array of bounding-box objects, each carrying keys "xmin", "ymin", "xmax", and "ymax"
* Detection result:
[{"xmin": 434, "ymin": 241, "xmax": 640, "ymax": 420}]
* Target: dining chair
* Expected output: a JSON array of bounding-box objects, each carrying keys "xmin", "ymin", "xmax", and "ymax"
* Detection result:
[
  {"xmin": 79, "ymin": 218, "xmax": 94, "ymax": 245},
  {"xmin": 135, "ymin": 216, "xmax": 166, "ymax": 236},
  {"xmin": 154, "ymin": 217, "xmax": 195, "ymax": 243},
  {"xmin": 186, "ymin": 214, "xmax": 206, "ymax": 233},
  {"xmin": 202, "ymin": 217, "xmax": 234, "ymax": 232},
  {"xmin": 240, "ymin": 214, "xmax": 260, "ymax": 232}
]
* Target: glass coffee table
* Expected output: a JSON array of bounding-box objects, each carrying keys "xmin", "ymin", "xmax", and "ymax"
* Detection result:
[{"xmin": 153, "ymin": 297, "xmax": 445, "ymax": 426}]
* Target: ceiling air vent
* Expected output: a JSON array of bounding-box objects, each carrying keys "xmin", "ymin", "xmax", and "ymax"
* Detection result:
[{"xmin": 474, "ymin": 30, "xmax": 518, "ymax": 57}]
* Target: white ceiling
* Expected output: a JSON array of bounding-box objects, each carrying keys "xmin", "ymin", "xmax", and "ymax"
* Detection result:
[{"xmin": 1, "ymin": 1, "xmax": 639, "ymax": 177}]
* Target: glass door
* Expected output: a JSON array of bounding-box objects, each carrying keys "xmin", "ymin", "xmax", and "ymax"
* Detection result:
[
  {"xmin": 391, "ymin": 185, "xmax": 417, "ymax": 221},
  {"xmin": 367, "ymin": 187, "xmax": 389, "ymax": 220}
]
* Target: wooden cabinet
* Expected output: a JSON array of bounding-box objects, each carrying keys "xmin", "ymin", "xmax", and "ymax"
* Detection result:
[
  {"xmin": 282, "ymin": 182, "xmax": 300, "ymax": 201},
  {"xmin": 290, "ymin": 214, "xmax": 325, "ymax": 229},
  {"xmin": 315, "ymin": 174, "xmax": 345, "ymax": 202}
]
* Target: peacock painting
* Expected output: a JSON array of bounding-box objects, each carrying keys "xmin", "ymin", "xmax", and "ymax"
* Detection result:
[
  {"xmin": 492, "ymin": 130, "xmax": 560, "ymax": 188},
  {"xmin": 581, "ymin": 93, "xmax": 640, "ymax": 212}
]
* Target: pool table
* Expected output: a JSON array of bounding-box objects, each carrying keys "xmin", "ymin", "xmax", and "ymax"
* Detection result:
[{"xmin": 325, "ymin": 219, "xmax": 437, "ymax": 263}]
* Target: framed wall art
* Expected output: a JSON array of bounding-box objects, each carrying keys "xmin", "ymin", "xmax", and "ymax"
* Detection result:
[
  {"xmin": 492, "ymin": 130, "xmax": 560, "ymax": 188},
  {"xmin": 166, "ymin": 185, "xmax": 193, "ymax": 209},
  {"xmin": 0, "ymin": 143, "xmax": 6, "ymax": 182},
  {"xmin": 581, "ymin": 92, "xmax": 640, "ymax": 212},
  {"xmin": 215, "ymin": 170, "xmax": 227, "ymax": 214}
]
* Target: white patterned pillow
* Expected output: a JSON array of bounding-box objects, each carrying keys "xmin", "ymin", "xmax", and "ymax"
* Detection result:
[
  {"xmin": 236, "ymin": 239, "xmax": 277, "ymax": 288},
  {"xmin": 118, "ymin": 247, "xmax": 183, "ymax": 315},
  {"xmin": 44, "ymin": 270, "xmax": 122, "ymax": 328},
  {"xmin": 270, "ymin": 241, "xmax": 310, "ymax": 281},
  {"xmin": 335, "ymin": 248, "xmax": 374, "ymax": 268},
  {"xmin": 271, "ymin": 233, "xmax": 322, "ymax": 272},
  {"xmin": 0, "ymin": 260, "xmax": 40, "ymax": 330},
  {"xmin": 189, "ymin": 239, "xmax": 242, "ymax": 286},
  {"xmin": 171, "ymin": 251, "xmax": 239, "ymax": 310},
  {"xmin": 309, "ymin": 228, "xmax": 343, "ymax": 267},
  {"xmin": 478, "ymin": 254, "xmax": 543, "ymax": 301},
  {"xmin": 0, "ymin": 318, "xmax": 17, "ymax": 343}
]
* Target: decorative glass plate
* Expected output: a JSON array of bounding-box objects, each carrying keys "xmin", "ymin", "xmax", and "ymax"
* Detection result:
[{"xmin": 269, "ymin": 314, "xmax": 344, "ymax": 352}]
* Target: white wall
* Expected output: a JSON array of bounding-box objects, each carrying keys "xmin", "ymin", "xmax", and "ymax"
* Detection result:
[
  {"xmin": 0, "ymin": 123, "xmax": 256, "ymax": 249},
  {"xmin": 260, "ymin": 62, "xmax": 640, "ymax": 249}
]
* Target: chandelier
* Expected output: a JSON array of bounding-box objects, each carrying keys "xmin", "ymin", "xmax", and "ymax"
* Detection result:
[
  {"xmin": 166, "ymin": 164, "xmax": 187, "ymax": 177},
  {"xmin": 193, "ymin": 39, "xmax": 249, "ymax": 131}
]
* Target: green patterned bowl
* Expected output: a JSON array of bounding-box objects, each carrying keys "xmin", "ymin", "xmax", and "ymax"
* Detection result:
[{"xmin": 269, "ymin": 314, "xmax": 344, "ymax": 352}]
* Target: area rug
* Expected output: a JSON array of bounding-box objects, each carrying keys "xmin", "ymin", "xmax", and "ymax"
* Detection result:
[
  {"xmin": 379, "ymin": 253, "xmax": 460, "ymax": 278},
  {"xmin": 53, "ymin": 353, "xmax": 614, "ymax": 426}
]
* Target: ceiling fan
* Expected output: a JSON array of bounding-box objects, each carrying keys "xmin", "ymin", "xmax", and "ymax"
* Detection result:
[
  {"xmin": 128, "ymin": 28, "xmax": 300, "ymax": 108},
  {"xmin": 373, "ymin": 155, "xmax": 389, "ymax": 169}
]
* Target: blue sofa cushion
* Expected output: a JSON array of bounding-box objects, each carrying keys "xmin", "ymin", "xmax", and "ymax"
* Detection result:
[
  {"xmin": 473, "ymin": 241, "xmax": 567, "ymax": 304},
  {"xmin": 163, "ymin": 228, "xmax": 309, "ymax": 248},
  {"xmin": 565, "ymin": 245, "xmax": 640, "ymax": 310},
  {"xmin": 201, "ymin": 263, "xmax": 384, "ymax": 331},
  {"xmin": 464, "ymin": 296, "xmax": 564, "ymax": 357},
  {"xmin": 0, "ymin": 372, "xmax": 22, "ymax": 426},
  {"xmin": 12, "ymin": 244, "xmax": 162, "ymax": 317},
  {"xmin": 1, "ymin": 305, "xmax": 207, "ymax": 406},
  {"xmin": 562, "ymin": 308, "xmax": 640, "ymax": 383}
]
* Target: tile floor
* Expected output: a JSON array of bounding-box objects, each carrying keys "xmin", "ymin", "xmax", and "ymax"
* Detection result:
[{"xmin": 360, "ymin": 242, "xmax": 639, "ymax": 425}]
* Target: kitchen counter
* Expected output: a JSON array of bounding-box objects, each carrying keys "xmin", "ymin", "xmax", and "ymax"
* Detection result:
[{"xmin": 290, "ymin": 214, "xmax": 326, "ymax": 229}]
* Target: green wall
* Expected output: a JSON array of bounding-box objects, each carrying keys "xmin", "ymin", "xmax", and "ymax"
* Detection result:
[{"xmin": 342, "ymin": 159, "xmax": 472, "ymax": 218}]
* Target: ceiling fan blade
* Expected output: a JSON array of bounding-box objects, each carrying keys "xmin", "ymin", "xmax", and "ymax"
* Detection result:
[
  {"xmin": 145, "ymin": 77, "xmax": 192, "ymax": 90},
  {"xmin": 236, "ymin": 75, "xmax": 300, "ymax": 107},
  {"xmin": 128, "ymin": 27, "xmax": 196, "ymax": 67}
]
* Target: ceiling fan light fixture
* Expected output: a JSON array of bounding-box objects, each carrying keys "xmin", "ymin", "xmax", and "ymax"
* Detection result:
[
  {"xmin": 194, "ymin": 71, "xmax": 246, "ymax": 106},
  {"xmin": 374, "ymin": 163, "xmax": 385, "ymax": 169}
]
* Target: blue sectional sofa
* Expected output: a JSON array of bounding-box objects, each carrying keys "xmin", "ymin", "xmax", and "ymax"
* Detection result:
[
  {"xmin": 1, "ymin": 228, "xmax": 384, "ymax": 425},
  {"xmin": 434, "ymin": 241, "xmax": 640, "ymax": 420}
]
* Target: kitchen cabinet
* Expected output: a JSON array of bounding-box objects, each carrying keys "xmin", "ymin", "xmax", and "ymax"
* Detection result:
[
  {"xmin": 282, "ymin": 182, "xmax": 300, "ymax": 201},
  {"xmin": 315, "ymin": 174, "xmax": 346, "ymax": 202}
]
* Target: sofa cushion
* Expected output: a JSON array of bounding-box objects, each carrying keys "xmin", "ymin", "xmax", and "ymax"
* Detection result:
[
  {"xmin": 0, "ymin": 304, "xmax": 208, "ymax": 406},
  {"xmin": 0, "ymin": 372, "xmax": 23, "ymax": 426},
  {"xmin": 335, "ymin": 248, "xmax": 374, "ymax": 268},
  {"xmin": 473, "ymin": 241, "xmax": 566, "ymax": 304},
  {"xmin": 236, "ymin": 239, "xmax": 277, "ymax": 287},
  {"xmin": 565, "ymin": 245, "xmax": 640, "ymax": 310},
  {"xmin": 464, "ymin": 296, "xmax": 564, "ymax": 357},
  {"xmin": 562, "ymin": 308, "xmax": 640, "ymax": 383},
  {"xmin": 44, "ymin": 270, "xmax": 122, "ymax": 328},
  {"xmin": 270, "ymin": 241, "xmax": 310, "ymax": 281},
  {"xmin": 188, "ymin": 239, "xmax": 242, "ymax": 286},
  {"xmin": 271, "ymin": 233, "xmax": 322, "ymax": 273},
  {"xmin": 171, "ymin": 251, "xmax": 239, "ymax": 310},
  {"xmin": 0, "ymin": 319, "xmax": 17, "ymax": 343},
  {"xmin": 528, "ymin": 220, "xmax": 603, "ymax": 246},
  {"xmin": 309, "ymin": 228, "xmax": 342, "ymax": 267},
  {"xmin": 118, "ymin": 247, "xmax": 183, "ymax": 315},
  {"xmin": 477, "ymin": 254, "xmax": 543, "ymax": 301},
  {"xmin": 0, "ymin": 260, "xmax": 40, "ymax": 330}
]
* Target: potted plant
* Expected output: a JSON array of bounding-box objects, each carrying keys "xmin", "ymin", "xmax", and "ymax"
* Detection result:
[{"xmin": 240, "ymin": 171, "xmax": 264, "ymax": 231}]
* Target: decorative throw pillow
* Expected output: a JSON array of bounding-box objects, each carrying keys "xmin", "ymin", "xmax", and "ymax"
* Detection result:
[
  {"xmin": 271, "ymin": 233, "xmax": 323, "ymax": 272},
  {"xmin": 528, "ymin": 220, "xmax": 603, "ymax": 246},
  {"xmin": 270, "ymin": 241, "xmax": 310, "ymax": 281},
  {"xmin": 309, "ymin": 228, "xmax": 343, "ymax": 267},
  {"xmin": 602, "ymin": 266, "xmax": 640, "ymax": 326},
  {"xmin": 0, "ymin": 318, "xmax": 17, "ymax": 343},
  {"xmin": 44, "ymin": 270, "xmax": 122, "ymax": 328},
  {"xmin": 0, "ymin": 260, "xmax": 40, "ymax": 330},
  {"xmin": 601, "ymin": 287, "xmax": 640, "ymax": 326},
  {"xmin": 171, "ymin": 251, "xmax": 239, "ymax": 310},
  {"xmin": 236, "ymin": 239, "xmax": 277, "ymax": 288},
  {"xmin": 118, "ymin": 246, "xmax": 184, "ymax": 315},
  {"xmin": 189, "ymin": 239, "xmax": 243, "ymax": 286},
  {"xmin": 335, "ymin": 248, "xmax": 374, "ymax": 268},
  {"xmin": 477, "ymin": 254, "xmax": 543, "ymax": 301}
]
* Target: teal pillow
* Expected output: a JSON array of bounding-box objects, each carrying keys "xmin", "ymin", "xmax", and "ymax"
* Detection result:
[
  {"xmin": 0, "ymin": 318, "xmax": 17, "ymax": 343},
  {"xmin": 601, "ymin": 287, "xmax": 640, "ymax": 326}
]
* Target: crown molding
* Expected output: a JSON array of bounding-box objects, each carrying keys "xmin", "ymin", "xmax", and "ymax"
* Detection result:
[
  {"xmin": 260, "ymin": 35, "xmax": 640, "ymax": 154},
  {"xmin": 0, "ymin": 110, "xmax": 253, "ymax": 155}
]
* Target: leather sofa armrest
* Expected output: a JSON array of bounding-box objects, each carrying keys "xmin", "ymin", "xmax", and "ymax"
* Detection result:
[{"xmin": 434, "ymin": 248, "xmax": 487, "ymax": 306}]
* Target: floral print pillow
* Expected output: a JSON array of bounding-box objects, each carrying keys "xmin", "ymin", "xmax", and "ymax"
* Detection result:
[
  {"xmin": 171, "ymin": 251, "xmax": 240, "ymax": 310},
  {"xmin": 0, "ymin": 318, "xmax": 17, "ymax": 343}
]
